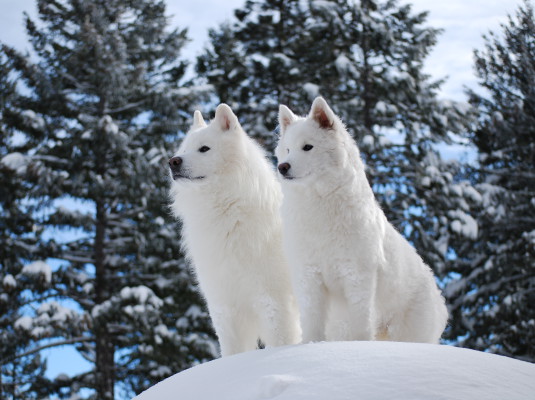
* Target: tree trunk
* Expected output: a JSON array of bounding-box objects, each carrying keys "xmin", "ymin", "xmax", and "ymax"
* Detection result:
[
  {"xmin": 95, "ymin": 332, "xmax": 115, "ymax": 400},
  {"xmin": 94, "ymin": 93, "xmax": 114, "ymax": 399},
  {"xmin": 94, "ymin": 200, "xmax": 114, "ymax": 400}
]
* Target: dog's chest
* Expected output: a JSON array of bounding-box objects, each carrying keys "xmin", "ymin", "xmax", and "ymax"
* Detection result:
[
  {"xmin": 319, "ymin": 262, "xmax": 350, "ymax": 291},
  {"xmin": 284, "ymin": 192, "xmax": 376, "ymax": 279},
  {"xmin": 288, "ymin": 194, "xmax": 362, "ymax": 241}
]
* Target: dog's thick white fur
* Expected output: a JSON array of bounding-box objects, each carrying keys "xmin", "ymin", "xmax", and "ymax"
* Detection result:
[
  {"xmin": 169, "ymin": 104, "xmax": 300, "ymax": 356},
  {"xmin": 275, "ymin": 97, "xmax": 448, "ymax": 344}
]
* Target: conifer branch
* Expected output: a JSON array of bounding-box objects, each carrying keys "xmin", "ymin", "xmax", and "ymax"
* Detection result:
[{"xmin": 7, "ymin": 337, "xmax": 94, "ymax": 362}]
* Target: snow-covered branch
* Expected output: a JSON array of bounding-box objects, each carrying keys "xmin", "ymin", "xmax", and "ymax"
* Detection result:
[
  {"xmin": 61, "ymin": 254, "xmax": 95, "ymax": 264},
  {"xmin": 7, "ymin": 336, "xmax": 94, "ymax": 362},
  {"xmin": 106, "ymin": 100, "xmax": 146, "ymax": 115}
]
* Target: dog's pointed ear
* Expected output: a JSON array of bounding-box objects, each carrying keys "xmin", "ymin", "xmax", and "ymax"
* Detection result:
[
  {"xmin": 279, "ymin": 105, "xmax": 297, "ymax": 134},
  {"xmin": 309, "ymin": 97, "xmax": 335, "ymax": 130},
  {"xmin": 214, "ymin": 103, "xmax": 239, "ymax": 132},
  {"xmin": 192, "ymin": 110, "xmax": 207, "ymax": 129}
]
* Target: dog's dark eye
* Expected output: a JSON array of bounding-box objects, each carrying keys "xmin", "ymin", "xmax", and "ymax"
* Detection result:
[
  {"xmin": 199, "ymin": 146, "xmax": 210, "ymax": 153},
  {"xmin": 303, "ymin": 144, "xmax": 314, "ymax": 151}
]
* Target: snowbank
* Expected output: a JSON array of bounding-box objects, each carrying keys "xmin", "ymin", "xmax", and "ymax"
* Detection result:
[{"xmin": 135, "ymin": 341, "xmax": 535, "ymax": 400}]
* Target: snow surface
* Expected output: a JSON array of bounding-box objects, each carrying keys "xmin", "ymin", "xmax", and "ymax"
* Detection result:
[{"xmin": 135, "ymin": 341, "xmax": 534, "ymax": 400}]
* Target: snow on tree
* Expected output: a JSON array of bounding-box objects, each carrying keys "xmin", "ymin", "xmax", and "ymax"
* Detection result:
[
  {"xmin": 0, "ymin": 0, "xmax": 216, "ymax": 398},
  {"xmin": 444, "ymin": 0, "xmax": 535, "ymax": 362},
  {"xmin": 197, "ymin": 0, "xmax": 475, "ymax": 278}
]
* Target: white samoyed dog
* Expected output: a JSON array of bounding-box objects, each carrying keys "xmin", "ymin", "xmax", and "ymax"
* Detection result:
[
  {"xmin": 169, "ymin": 104, "xmax": 300, "ymax": 356},
  {"xmin": 275, "ymin": 97, "xmax": 448, "ymax": 344}
]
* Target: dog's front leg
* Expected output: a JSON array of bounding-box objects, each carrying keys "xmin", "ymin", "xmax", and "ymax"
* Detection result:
[
  {"xmin": 293, "ymin": 266, "xmax": 328, "ymax": 343},
  {"xmin": 210, "ymin": 306, "xmax": 259, "ymax": 357},
  {"xmin": 342, "ymin": 267, "xmax": 378, "ymax": 341}
]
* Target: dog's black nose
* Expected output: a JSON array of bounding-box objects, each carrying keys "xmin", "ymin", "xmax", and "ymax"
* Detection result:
[
  {"xmin": 169, "ymin": 156, "xmax": 182, "ymax": 173},
  {"xmin": 278, "ymin": 162, "xmax": 291, "ymax": 176}
]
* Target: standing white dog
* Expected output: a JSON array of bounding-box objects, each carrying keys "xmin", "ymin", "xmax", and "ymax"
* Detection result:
[
  {"xmin": 169, "ymin": 104, "xmax": 300, "ymax": 356},
  {"xmin": 276, "ymin": 97, "xmax": 448, "ymax": 344}
]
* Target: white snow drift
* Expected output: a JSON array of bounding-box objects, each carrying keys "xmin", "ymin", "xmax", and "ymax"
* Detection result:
[{"xmin": 135, "ymin": 341, "xmax": 535, "ymax": 400}]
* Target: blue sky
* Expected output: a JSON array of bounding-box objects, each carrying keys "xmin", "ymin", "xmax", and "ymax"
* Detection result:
[{"xmin": 0, "ymin": 0, "xmax": 520, "ymax": 391}]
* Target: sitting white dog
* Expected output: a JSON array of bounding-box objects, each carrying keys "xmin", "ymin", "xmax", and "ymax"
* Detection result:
[
  {"xmin": 169, "ymin": 104, "xmax": 300, "ymax": 356},
  {"xmin": 275, "ymin": 97, "xmax": 448, "ymax": 343}
]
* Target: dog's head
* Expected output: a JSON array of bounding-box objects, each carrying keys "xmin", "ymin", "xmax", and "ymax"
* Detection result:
[
  {"xmin": 169, "ymin": 104, "xmax": 244, "ymax": 184},
  {"xmin": 275, "ymin": 97, "xmax": 351, "ymax": 183}
]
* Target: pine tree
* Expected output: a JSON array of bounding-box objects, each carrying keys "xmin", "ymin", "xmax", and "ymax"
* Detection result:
[
  {"xmin": 444, "ymin": 0, "xmax": 535, "ymax": 361},
  {"xmin": 197, "ymin": 0, "xmax": 312, "ymax": 149},
  {"xmin": 0, "ymin": 51, "xmax": 54, "ymax": 400},
  {"xmin": 197, "ymin": 0, "xmax": 474, "ymax": 278},
  {"xmin": 1, "ymin": 0, "xmax": 216, "ymax": 398}
]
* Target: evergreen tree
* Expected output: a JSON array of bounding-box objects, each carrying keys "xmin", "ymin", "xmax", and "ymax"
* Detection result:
[
  {"xmin": 0, "ymin": 52, "xmax": 54, "ymax": 400},
  {"xmin": 197, "ymin": 0, "xmax": 474, "ymax": 277},
  {"xmin": 197, "ymin": 0, "xmax": 311, "ymax": 149},
  {"xmin": 444, "ymin": 0, "xmax": 535, "ymax": 361},
  {"xmin": 1, "ymin": 0, "xmax": 216, "ymax": 398}
]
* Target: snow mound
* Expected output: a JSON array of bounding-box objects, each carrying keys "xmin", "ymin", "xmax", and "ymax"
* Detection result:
[{"xmin": 135, "ymin": 341, "xmax": 535, "ymax": 400}]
